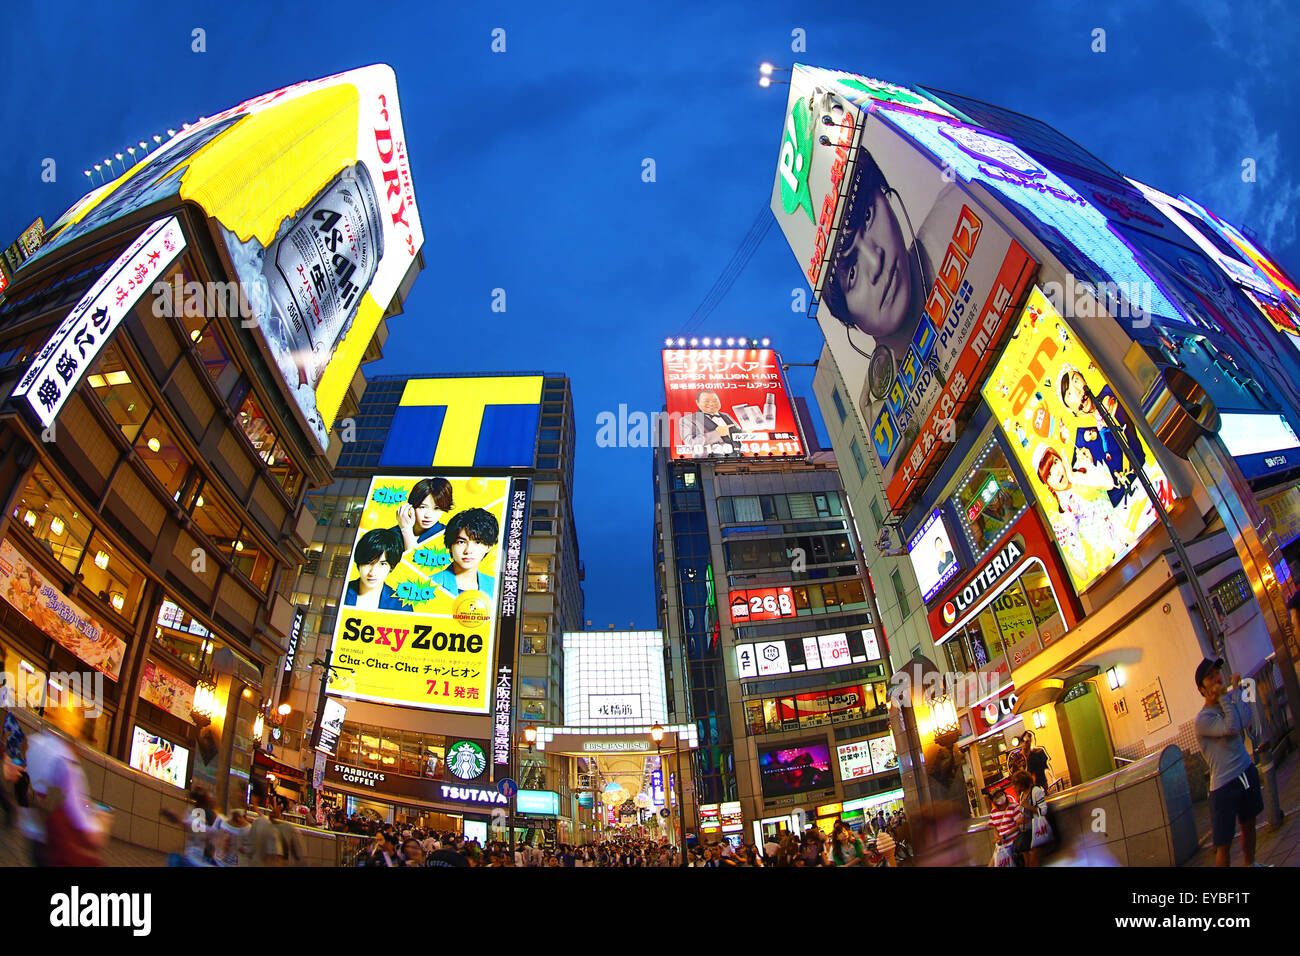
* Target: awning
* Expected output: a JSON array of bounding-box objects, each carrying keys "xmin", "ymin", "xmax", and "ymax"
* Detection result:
[
  {"xmin": 254, "ymin": 751, "xmax": 306, "ymax": 782},
  {"xmin": 1013, "ymin": 665, "xmax": 1098, "ymax": 715}
]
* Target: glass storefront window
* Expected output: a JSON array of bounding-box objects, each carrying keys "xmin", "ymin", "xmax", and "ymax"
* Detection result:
[
  {"xmin": 135, "ymin": 411, "xmax": 190, "ymax": 498},
  {"xmin": 231, "ymin": 535, "xmax": 275, "ymax": 593},
  {"xmin": 237, "ymin": 394, "xmax": 279, "ymax": 467},
  {"xmin": 190, "ymin": 484, "xmax": 242, "ymax": 559},
  {"xmin": 953, "ymin": 440, "xmax": 1029, "ymax": 561},
  {"xmin": 13, "ymin": 466, "xmax": 93, "ymax": 575},
  {"xmin": 79, "ymin": 531, "xmax": 146, "ymax": 621},
  {"xmin": 745, "ymin": 700, "xmax": 765, "ymax": 735},
  {"xmin": 86, "ymin": 342, "xmax": 150, "ymax": 443},
  {"xmin": 1021, "ymin": 566, "xmax": 1065, "ymax": 647},
  {"xmin": 984, "ymin": 581, "xmax": 1043, "ymax": 669}
]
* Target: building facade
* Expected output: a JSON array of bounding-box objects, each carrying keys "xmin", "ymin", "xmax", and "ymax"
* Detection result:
[
  {"xmin": 653, "ymin": 368, "xmax": 900, "ymax": 845},
  {"xmin": 274, "ymin": 372, "xmax": 585, "ymax": 842},
  {"xmin": 778, "ymin": 64, "xmax": 1300, "ymax": 820},
  {"xmin": 0, "ymin": 67, "xmax": 425, "ymax": 822}
]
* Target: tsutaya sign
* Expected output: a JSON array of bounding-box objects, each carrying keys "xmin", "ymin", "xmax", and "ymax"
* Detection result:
[{"xmin": 940, "ymin": 535, "xmax": 1025, "ymax": 625}]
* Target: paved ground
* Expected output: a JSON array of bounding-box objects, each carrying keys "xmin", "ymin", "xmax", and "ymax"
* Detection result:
[
  {"xmin": 1183, "ymin": 749, "xmax": 1300, "ymax": 867},
  {"xmin": 0, "ymin": 826, "xmax": 169, "ymax": 866}
]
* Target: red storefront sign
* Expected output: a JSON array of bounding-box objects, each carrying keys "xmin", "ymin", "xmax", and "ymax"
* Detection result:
[{"xmin": 927, "ymin": 508, "xmax": 1080, "ymax": 642}]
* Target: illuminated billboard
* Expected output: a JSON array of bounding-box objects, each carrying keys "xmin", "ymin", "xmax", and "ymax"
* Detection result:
[
  {"xmin": 734, "ymin": 630, "xmax": 879, "ymax": 679},
  {"xmin": 982, "ymin": 287, "xmax": 1171, "ymax": 591},
  {"xmin": 326, "ymin": 476, "xmax": 512, "ymax": 712},
  {"xmin": 728, "ymin": 586, "xmax": 795, "ymax": 623},
  {"xmin": 757, "ymin": 740, "xmax": 834, "ymax": 799},
  {"xmin": 908, "ymin": 509, "xmax": 960, "ymax": 602},
  {"xmin": 28, "ymin": 65, "xmax": 423, "ymax": 452},
  {"xmin": 130, "ymin": 727, "xmax": 190, "ymax": 788},
  {"xmin": 770, "ymin": 69, "xmax": 1037, "ymax": 508},
  {"xmin": 380, "ymin": 376, "xmax": 544, "ymax": 468},
  {"xmin": 661, "ymin": 349, "xmax": 804, "ymax": 459}
]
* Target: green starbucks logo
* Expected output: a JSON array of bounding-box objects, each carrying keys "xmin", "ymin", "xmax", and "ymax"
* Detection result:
[
  {"xmin": 778, "ymin": 101, "xmax": 815, "ymax": 223},
  {"xmin": 447, "ymin": 740, "xmax": 486, "ymax": 780}
]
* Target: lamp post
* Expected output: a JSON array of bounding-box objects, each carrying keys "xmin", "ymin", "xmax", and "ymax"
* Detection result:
[
  {"xmin": 520, "ymin": 725, "xmax": 537, "ymax": 847},
  {"xmin": 651, "ymin": 724, "xmax": 687, "ymax": 868}
]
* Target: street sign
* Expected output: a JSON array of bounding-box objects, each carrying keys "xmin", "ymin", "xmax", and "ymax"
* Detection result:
[
  {"xmin": 660, "ymin": 808, "xmax": 670, "ymax": 818},
  {"xmin": 497, "ymin": 777, "xmax": 518, "ymax": 798}
]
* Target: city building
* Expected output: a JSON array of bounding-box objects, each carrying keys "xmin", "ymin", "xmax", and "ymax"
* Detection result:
[
  {"xmin": 775, "ymin": 64, "xmax": 1300, "ymax": 820},
  {"xmin": 0, "ymin": 67, "xmax": 424, "ymax": 830},
  {"xmin": 273, "ymin": 371, "xmax": 586, "ymax": 842},
  {"xmin": 653, "ymin": 344, "xmax": 901, "ymax": 846}
]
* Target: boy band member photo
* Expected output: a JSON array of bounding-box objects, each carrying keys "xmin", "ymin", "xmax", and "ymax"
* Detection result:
[
  {"xmin": 431, "ymin": 508, "xmax": 500, "ymax": 597},
  {"xmin": 1194, "ymin": 658, "xmax": 1268, "ymax": 867},
  {"xmin": 343, "ymin": 528, "xmax": 405, "ymax": 611}
]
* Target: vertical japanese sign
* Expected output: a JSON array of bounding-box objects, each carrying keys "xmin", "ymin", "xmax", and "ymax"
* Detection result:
[
  {"xmin": 12, "ymin": 216, "xmax": 186, "ymax": 428},
  {"xmin": 326, "ymin": 476, "xmax": 511, "ymax": 712},
  {"xmin": 493, "ymin": 479, "xmax": 530, "ymax": 775}
]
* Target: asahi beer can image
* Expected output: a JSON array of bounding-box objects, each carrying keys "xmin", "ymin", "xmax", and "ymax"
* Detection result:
[
  {"xmin": 261, "ymin": 163, "xmax": 384, "ymax": 393},
  {"xmin": 27, "ymin": 64, "xmax": 424, "ymax": 453}
]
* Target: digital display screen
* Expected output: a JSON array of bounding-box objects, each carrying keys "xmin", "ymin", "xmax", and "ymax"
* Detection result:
[
  {"xmin": 908, "ymin": 509, "xmax": 961, "ymax": 602},
  {"xmin": 757, "ymin": 741, "xmax": 834, "ymax": 798}
]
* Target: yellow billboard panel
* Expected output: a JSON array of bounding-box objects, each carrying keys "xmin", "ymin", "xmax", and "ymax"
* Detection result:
[
  {"xmin": 981, "ymin": 287, "xmax": 1172, "ymax": 591},
  {"xmin": 326, "ymin": 475, "xmax": 510, "ymax": 713}
]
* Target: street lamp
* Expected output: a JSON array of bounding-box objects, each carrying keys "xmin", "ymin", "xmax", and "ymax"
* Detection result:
[{"xmin": 651, "ymin": 723, "xmax": 687, "ymax": 868}]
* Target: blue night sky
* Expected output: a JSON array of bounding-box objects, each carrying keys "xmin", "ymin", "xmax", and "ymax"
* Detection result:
[{"xmin": 3, "ymin": 0, "xmax": 1297, "ymax": 631}]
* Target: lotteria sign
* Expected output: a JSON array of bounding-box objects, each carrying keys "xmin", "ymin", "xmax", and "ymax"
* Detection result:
[
  {"xmin": 941, "ymin": 535, "xmax": 1025, "ymax": 627},
  {"xmin": 927, "ymin": 508, "xmax": 1081, "ymax": 641}
]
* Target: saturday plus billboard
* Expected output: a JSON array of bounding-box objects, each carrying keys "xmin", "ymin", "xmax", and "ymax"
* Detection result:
[
  {"xmin": 770, "ymin": 65, "xmax": 1036, "ymax": 509},
  {"xmin": 23, "ymin": 65, "xmax": 423, "ymax": 453}
]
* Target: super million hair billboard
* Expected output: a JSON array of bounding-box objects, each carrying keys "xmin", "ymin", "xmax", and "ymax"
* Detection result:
[
  {"xmin": 20, "ymin": 65, "xmax": 423, "ymax": 452},
  {"xmin": 771, "ymin": 66, "xmax": 1037, "ymax": 511}
]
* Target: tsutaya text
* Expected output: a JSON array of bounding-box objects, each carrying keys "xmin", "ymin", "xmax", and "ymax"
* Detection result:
[{"xmin": 0, "ymin": 669, "xmax": 103, "ymax": 718}]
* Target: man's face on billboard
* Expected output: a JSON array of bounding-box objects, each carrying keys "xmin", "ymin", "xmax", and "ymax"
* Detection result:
[
  {"xmin": 450, "ymin": 531, "xmax": 490, "ymax": 572},
  {"xmin": 697, "ymin": 391, "xmax": 722, "ymax": 415},
  {"xmin": 1063, "ymin": 371, "xmax": 1093, "ymax": 415},
  {"xmin": 414, "ymin": 494, "xmax": 441, "ymax": 530},
  {"xmin": 833, "ymin": 187, "xmax": 912, "ymax": 338},
  {"xmin": 358, "ymin": 555, "xmax": 391, "ymax": 592}
]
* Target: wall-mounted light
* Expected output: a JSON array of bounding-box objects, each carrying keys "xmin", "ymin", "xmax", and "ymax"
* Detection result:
[
  {"xmin": 147, "ymin": 437, "xmax": 161, "ymax": 453},
  {"xmin": 49, "ymin": 516, "xmax": 65, "ymax": 536},
  {"xmin": 94, "ymin": 551, "xmax": 110, "ymax": 570},
  {"xmin": 109, "ymin": 592, "xmax": 124, "ymax": 612},
  {"xmin": 234, "ymin": 540, "xmax": 245, "ymax": 552},
  {"xmin": 1033, "ymin": 711, "xmax": 1047, "ymax": 729},
  {"xmin": 22, "ymin": 511, "xmax": 36, "ymax": 529},
  {"xmin": 930, "ymin": 696, "xmax": 960, "ymax": 740},
  {"xmin": 1106, "ymin": 666, "xmax": 1124, "ymax": 690},
  {"xmin": 253, "ymin": 712, "xmax": 265, "ymax": 740}
]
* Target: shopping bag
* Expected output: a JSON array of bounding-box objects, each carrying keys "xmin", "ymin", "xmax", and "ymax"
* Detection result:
[
  {"xmin": 992, "ymin": 843, "xmax": 1014, "ymax": 867},
  {"xmin": 1030, "ymin": 812, "xmax": 1054, "ymax": 849}
]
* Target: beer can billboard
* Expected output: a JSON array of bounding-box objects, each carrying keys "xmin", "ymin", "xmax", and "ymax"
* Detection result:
[
  {"xmin": 981, "ymin": 287, "xmax": 1172, "ymax": 592},
  {"xmin": 28, "ymin": 65, "xmax": 423, "ymax": 452},
  {"xmin": 661, "ymin": 349, "xmax": 804, "ymax": 460},
  {"xmin": 326, "ymin": 476, "xmax": 512, "ymax": 713},
  {"xmin": 770, "ymin": 65, "xmax": 1037, "ymax": 509}
]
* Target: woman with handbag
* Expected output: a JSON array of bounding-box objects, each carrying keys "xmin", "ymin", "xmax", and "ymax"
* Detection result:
[{"xmin": 1010, "ymin": 771, "xmax": 1051, "ymax": 866}]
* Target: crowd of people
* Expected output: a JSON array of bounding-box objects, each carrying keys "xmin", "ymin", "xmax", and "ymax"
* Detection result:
[{"xmin": 343, "ymin": 811, "xmax": 912, "ymax": 868}]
